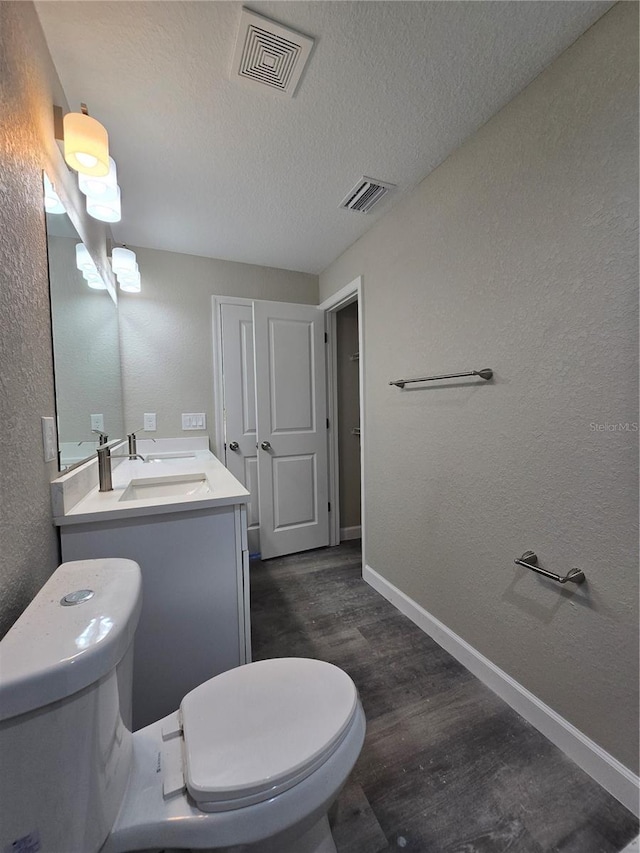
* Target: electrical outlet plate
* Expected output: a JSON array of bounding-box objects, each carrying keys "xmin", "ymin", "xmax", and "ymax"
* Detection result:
[
  {"xmin": 182, "ymin": 413, "xmax": 206, "ymax": 430},
  {"xmin": 144, "ymin": 412, "xmax": 157, "ymax": 431},
  {"xmin": 90, "ymin": 413, "xmax": 104, "ymax": 432},
  {"xmin": 41, "ymin": 417, "xmax": 57, "ymax": 463}
]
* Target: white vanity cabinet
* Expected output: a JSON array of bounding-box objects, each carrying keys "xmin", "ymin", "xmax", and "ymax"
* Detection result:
[{"xmin": 55, "ymin": 447, "xmax": 251, "ymax": 731}]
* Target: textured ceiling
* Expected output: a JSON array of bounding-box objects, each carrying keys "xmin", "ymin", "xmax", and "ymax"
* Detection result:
[{"xmin": 36, "ymin": 1, "xmax": 612, "ymax": 274}]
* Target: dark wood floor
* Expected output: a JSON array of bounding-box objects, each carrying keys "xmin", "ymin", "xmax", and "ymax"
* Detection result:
[{"xmin": 250, "ymin": 542, "xmax": 639, "ymax": 853}]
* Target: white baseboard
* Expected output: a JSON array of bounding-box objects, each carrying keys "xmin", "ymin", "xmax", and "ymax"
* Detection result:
[
  {"xmin": 363, "ymin": 563, "xmax": 640, "ymax": 817},
  {"xmin": 621, "ymin": 838, "xmax": 639, "ymax": 853},
  {"xmin": 340, "ymin": 525, "xmax": 362, "ymax": 541}
]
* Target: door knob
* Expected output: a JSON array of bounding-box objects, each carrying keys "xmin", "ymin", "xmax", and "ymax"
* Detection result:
[
  {"xmin": 260, "ymin": 441, "xmax": 272, "ymax": 451},
  {"xmin": 228, "ymin": 441, "xmax": 239, "ymax": 452}
]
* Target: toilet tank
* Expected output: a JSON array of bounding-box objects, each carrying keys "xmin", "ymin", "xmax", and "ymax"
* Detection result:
[{"xmin": 0, "ymin": 558, "xmax": 142, "ymax": 853}]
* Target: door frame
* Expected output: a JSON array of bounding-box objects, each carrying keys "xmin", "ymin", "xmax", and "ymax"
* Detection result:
[
  {"xmin": 211, "ymin": 295, "xmax": 253, "ymax": 461},
  {"xmin": 318, "ymin": 276, "xmax": 365, "ymax": 568},
  {"xmin": 213, "ymin": 285, "xmax": 365, "ymax": 565}
]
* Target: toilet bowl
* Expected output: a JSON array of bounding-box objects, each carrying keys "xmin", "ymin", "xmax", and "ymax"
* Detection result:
[{"xmin": 0, "ymin": 559, "xmax": 365, "ymax": 853}]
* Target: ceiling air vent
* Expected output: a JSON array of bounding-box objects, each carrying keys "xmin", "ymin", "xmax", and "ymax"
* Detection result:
[
  {"xmin": 231, "ymin": 8, "xmax": 314, "ymax": 98},
  {"xmin": 339, "ymin": 177, "xmax": 396, "ymax": 214}
]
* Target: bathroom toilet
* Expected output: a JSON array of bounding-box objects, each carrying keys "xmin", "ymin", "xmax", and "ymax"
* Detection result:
[{"xmin": 0, "ymin": 558, "xmax": 366, "ymax": 853}]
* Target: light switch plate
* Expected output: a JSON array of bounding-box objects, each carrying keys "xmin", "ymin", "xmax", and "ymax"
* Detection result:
[
  {"xmin": 144, "ymin": 412, "xmax": 157, "ymax": 431},
  {"xmin": 90, "ymin": 413, "xmax": 104, "ymax": 432},
  {"xmin": 182, "ymin": 413, "xmax": 206, "ymax": 430},
  {"xmin": 41, "ymin": 417, "xmax": 57, "ymax": 463}
]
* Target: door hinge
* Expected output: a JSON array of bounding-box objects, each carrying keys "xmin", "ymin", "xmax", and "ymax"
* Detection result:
[
  {"xmin": 326, "ymin": 418, "xmax": 330, "ymax": 429},
  {"xmin": 328, "ymin": 502, "xmax": 331, "ymax": 512},
  {"xmin": 324, "ymin": 332, "xmax": 328, "ymax": 343}
]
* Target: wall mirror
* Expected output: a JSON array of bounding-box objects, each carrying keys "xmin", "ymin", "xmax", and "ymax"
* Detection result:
[{"xmin": 44, "ymin": 173, "xmax": 125, "ymax": 470}]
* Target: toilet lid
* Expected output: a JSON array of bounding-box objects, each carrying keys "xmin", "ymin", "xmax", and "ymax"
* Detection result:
[{"xmin": 180, "ymin": 657, "xmax": 358, "ymax": 810}]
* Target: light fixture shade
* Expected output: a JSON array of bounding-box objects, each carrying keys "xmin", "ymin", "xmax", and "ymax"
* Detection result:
[
  {"xmin": 44, "ymin": 195, "xmax": 66, "ymax": 214},
  {"xmin": 75, "ymin": 242, "xmax": 96, "ymax": 273},
  {"xmin": 111, "ymin": 247, "xmax": 137, "ymax": 275},
  {"xmin": 43, "ymin": 174, "xmax": 66, "ymax": 214},
  {"xmin": 86, "ymin": 185, "xmax": 121, "ymax": 223},
  {"xmin": 63, "ymin": 112, "xmax": 110, "ymax": 177},
  {"xmin": 118, "ymin": 270, "xmax": 141, "ymax": 293},
  {"xmin": 79, "ymin": 157, "xmax": 118, "ymax": 201},
  {"xmin": 83, "ymin": 271, "xmax": 107, "ymax": 290}
]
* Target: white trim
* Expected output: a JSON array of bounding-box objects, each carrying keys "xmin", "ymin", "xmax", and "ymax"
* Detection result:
[
  {"xmin": 320, "ymin": 277, "xmax": 365, "ymax": 572},
  {"xmin": 318, "ymin": 279, "xmax": 361, "ymax": 313},
  {"xmin": 621, "ymin": 837, "xmax": 639, "ymax": 853},
  {"xmin": 340, "ymin": 525, "xmax": 362, "ymax": 541},
  {"xmin": 211, "ymin": 295, "xmax": 254, "ymax": 460},
  {"xmin": 363, "ymin": 562, "xmax": 640, "ymax": 817},
  {"xmin": 325, "ymin": 309, "xmax": 341, "ymax": 546},
  {"xmin": 211, "ymin": 296, "xmax": 225, "ymax": 459}
]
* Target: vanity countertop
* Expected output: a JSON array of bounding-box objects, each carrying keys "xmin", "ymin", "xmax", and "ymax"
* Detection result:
[{"xmin": 53, "ymin": 449, "xmax": 249, "ymax": 526}]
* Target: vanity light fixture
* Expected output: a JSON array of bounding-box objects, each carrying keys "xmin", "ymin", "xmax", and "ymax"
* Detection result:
[
  {"xmin": 75, "ymin": 242, "xmax": 106, "ymax": 290},
  {"xmin": 111, "ymin": 247, "xmax": 141, "ymax": 293},
  {"xmin": 118, "ymin": 272, "xmax": 141, "ymax": 293},
  {"xmin": 79, "ymin": 157, "xmax": 119, "ymax": 202},
  {"xmin": 75, "ymin": 242, "xmax": 96, "ymax": 273},
  {"xmin": 43, "ymin": 174, "xmax": 65, "ymax": 214},
  {"xmin": 83, "ymin": 271, "xmax": 107, "ymax": 290},
  {"xmin": 63, "ymin": 104, "xmax": 110, "ymax": 177},
  {"xmin": 86, "ymin": 185, "xmax": 121, "ymax": 223},
  {"xmin": 111, "ymin": 247, "xmax": 136, "ymax": 274}
]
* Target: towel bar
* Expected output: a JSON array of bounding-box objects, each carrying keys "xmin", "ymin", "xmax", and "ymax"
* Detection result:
[
  {"xmin": 514, "ymin": 551, "xmax": 585, "ymax": 584},
  {"xmin": 389, "ymin": 368, "xmax": 493, "ymax": 389}
]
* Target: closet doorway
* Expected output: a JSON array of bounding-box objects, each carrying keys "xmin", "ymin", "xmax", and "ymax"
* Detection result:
[
  {"xmin": 335, "ymin": 301, "xmax": 361, "ymax": 539},
  {"xmin": 320, "ymin": 277, "xmax": 365, "ymax": 564}
]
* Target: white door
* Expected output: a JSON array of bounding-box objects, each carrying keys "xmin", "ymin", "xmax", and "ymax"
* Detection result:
[
  {"xmin": 220, "ymin": 301, "xmax": 260, "ymax": 554},
  {"xmin": 253, "ymin": 300, "xmax": 329, "ymax": 560}
]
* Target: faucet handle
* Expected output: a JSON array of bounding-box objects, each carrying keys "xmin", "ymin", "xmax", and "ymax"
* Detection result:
[{"xmin": 92, "ymin": 429, "xmax": 109, "ymax": 446}]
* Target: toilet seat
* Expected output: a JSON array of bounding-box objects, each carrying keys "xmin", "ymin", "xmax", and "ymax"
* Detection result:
[{"xmin": 180, "ymin": 657, "xmax": 358, "ymax": 813}]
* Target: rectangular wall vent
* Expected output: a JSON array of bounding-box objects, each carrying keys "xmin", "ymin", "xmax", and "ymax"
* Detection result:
[
  {"xmin": 339, "ymin": 177, "xmax": 396, "ymax": 214},
  {"xmin": 231, "ymin": 8, "xmax": 314, "ymax": 98}
]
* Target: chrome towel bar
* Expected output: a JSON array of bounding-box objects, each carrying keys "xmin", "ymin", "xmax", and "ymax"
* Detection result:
[
  {"xmin": 514, "ymin": 551, "xmax": 585, "ymax": 585},
  {"xmin": 389, "ymin": 368, "xmax": 493, "ymax": 389}
]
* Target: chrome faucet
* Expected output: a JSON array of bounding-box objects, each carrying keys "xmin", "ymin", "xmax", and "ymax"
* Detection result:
[
  {"xmin": 127, "ymin": 429, "xmax": 156, "ymax": 458},
  {"xmin": 92, "ymin": 429, "xmax": 109, "ymax": 446},
  {"xmin": 128, "ymin": 431, "xmax": 138, "ymax": 457},
  {"xmin": 97, "ymin": 444, "xmax": 144, "ymax": 492}
]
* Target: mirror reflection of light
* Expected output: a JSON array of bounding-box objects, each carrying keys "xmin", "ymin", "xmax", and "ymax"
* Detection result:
[
  {"xmin": 75, "ymin": 616, "xmax": 114, "ymax": 650},
  {"xmin": 43, "ymin": 173, "xmax": 66, "ymax": 214}
]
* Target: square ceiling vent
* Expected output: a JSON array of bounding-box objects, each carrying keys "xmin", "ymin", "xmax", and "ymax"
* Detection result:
[
  {"xmin": 231, "ymin": 8, "xmax": 315, "ymax": 98},
  {"xmin": 340, "ymin": 177, "xmax": 397, "ymax": 214}
]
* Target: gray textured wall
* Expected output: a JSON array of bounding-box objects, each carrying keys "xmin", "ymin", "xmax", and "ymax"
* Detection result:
[
  {"xmin": 0, "ymin": 1, "xmax": 110, "ymax": 636},
  {"xmin": 118, "ymin": 245, "xmax": 318, "ymax": 445},
  {"xmin": 320, "ymin": 3, "xmax": 639, "ymax": 771},
  {"xmin": 0, "ymin": 3, "xmax": 61, "ymax": 635},
  {"xmin": 336, "ymin": 302, "xmax": 361, "ymax": 531}
]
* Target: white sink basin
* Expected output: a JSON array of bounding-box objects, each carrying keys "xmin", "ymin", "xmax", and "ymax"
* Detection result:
[{"xmin": 119, "ymin": 473, "xmax": 210, "ymax": 502}]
